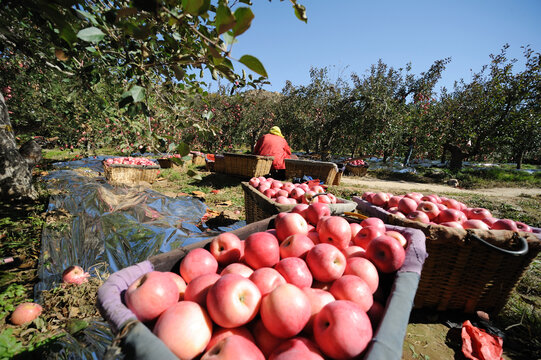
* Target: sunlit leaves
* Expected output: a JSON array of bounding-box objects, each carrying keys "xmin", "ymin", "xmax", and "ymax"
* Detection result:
[
  {"xmin": 182, "ymin": 0, "xmax": 211, "ymax": 16},
  {"xmin": 232, "ymin": 8, "xmax": 254, "ymax": 36},
  {"xmin": 239, "ymin": 55, "xmax": 268, "ymax": 78},
  {"xmin": 215, "ymin": 3, "xmax": 236, "ymax": 34},
  {"xmin": 76, "ymin": 27, "xmax": 105, "ymax": 43},
  {"xmin": 293, "ymin": 3, "xmax": 307, "ymax": 23}
]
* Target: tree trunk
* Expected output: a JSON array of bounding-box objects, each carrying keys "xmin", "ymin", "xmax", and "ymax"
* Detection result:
[
  {"xmin": 0, "ymin": 94, "xmax": 37, "ymax": 201},
  {"xmin": 447, "ymin": 144, "xmax": 466, "ymax": 172},
  {"xmin": 514, "ymin": 150, "xmax": 524, "ymax": 170}
]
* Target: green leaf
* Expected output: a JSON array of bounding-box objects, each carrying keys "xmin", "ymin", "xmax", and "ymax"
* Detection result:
[
  {"xmin": 239, "ymin": 55, "xmax": 267, "ymax": 77},
  {"xmin": 76, "ymin": 27, "xmax": 105, "ymax": 43},
  {"xmin": 293, "ymin": 3, "xmax": 308, "ymax": 23},
  {"xmin": 167, "ymin": 142, "xmax": 177, "ymax": 153},
  {"xmin": 130, "ymin": 86, "xmax": 145, "ymax": 103},
  {"xmin": 215, "ymin": 4, "xmax": 236, "ymax": 34},
  {"xmin": 176, "ymin": 142, "xmax": 190, "ymax": 156},
  {"xmin": 75, "ymin": 9, "xmax": 99, "ymax": 26},
  {"xmin": 232, "ymin": 8, "xmax": 254, "ymax": 36},
  {"xmin": 171, "ymin": 65, "xmax": 185, "ymax": 80},
  {"xmin": 187, "ymin": 169, "xmax": 202, "ymax": 180},
  {"xmin": 119, "ymin": 91, "xmax": 133, "ymax": 108},
  {"xmin": 182, "ymin": 0, "xmax": 211, "ymax": 16},
  {"xmin": 223, "ymin": 31, "xmax": 237, "ymax": 45}
]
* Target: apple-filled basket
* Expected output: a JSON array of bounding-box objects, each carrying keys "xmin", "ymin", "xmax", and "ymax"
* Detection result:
[
  {"xmin": 345, "ymin": 158, "xmax": 369, "ymax": 177},
  {"xmin": 213, "ymin": 153, "xmax": 274, "ymax": 178},
  {"xmin": 103, "ymin": 157, "xmax": 160, "ymax": 185},
  {"xmin": 285, "ymin": 158, "xmax": 340, "ymax": 185},
  {"xmin": 241, "ymin": 181, "xmax": 357, "ymax": 224},
  {"xmin": 97, "ymin": 213, "xmax": 427, "ymax": 360},
  {"xmin": 353, "ymin": 196, "xmax": 541, "ymax": 315}
]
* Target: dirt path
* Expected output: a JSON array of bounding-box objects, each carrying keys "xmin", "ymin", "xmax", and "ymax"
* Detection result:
[{"xmin": 339, "ymin": 176, "xmax": 541, "ymax": 198}]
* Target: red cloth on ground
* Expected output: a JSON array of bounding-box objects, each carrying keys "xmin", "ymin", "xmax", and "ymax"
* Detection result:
[
  {"xmin": 253, "ymin": 134, "xmax": 291, "ymax": 170},
  {"xmin": 461, "ymin": 320, "xmax": 503, "ymax": 360}
]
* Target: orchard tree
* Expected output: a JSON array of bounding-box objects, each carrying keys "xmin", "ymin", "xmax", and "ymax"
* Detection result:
[
  {"xmin": 0, "ymin": 0, "xmax": 307, "ymax": 199},
  {"xmin": 439, "ymin": 45, "xmax": 539, "ymax": 171}
]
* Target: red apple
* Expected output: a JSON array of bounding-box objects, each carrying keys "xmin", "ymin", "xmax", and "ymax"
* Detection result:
[
  {"xmin": 462, "ymin": 219, "xmax": 490, "ymax": 230},
  {"xmin": 416, "ymin": 201, "xmax": 440, "ymax": 221},
  {"xmin": 442, "ymin": 198, "xmax": 461, "ymax": 210},
  {"xmin": 330, "ymin": 274, "xmax": 373, "ymax": 312},
  {"xmin": 291, "ymin": 203, "xmax": 309, "ymax": 216},
  {"xmin": 367, "ymin": 301, "xmax": 385, "ymax": 329},
  {"xmin": 125, "ymin": 271, "xmax": 179, "ymax": 322},
  {"xmin": 436, "ymin": 209, "xmax": 467, "ymax": 224},
  {"xmin": 313, "ymin": 300, "xmax": 372, "ymax": 359},
  {"xmin": 62, "ymin": 265, "xmax": 90, "ymax": 285},
  {"xmin": 304, "ymin": 203, "xmax": 331, "ymax": 226},
  {"xmin": 406, "ymin": 210, "xmax": 431, "ymax": 224},
  {"xmin": 360, "ymin": 217, "xmax": 386, "ymax": 233},
  {"xmin": 206, "ymin": 274, "xmax": 261, "ymax": 328},
  {"xmin": 301, "ymin": 287, "xmax": 335, "ymax": 332},
  {"xmin": 344, "ymin": 257, "xmax": 379, "ymax": 293},
  {"xmin": 249, "ymin": 267, "xmax": 286, "ymax": 296},
  {"xmin": 491, "ymin": 219, "xmax": 519, "ymax": 231},
  {"xmin": 306, "ymin": 243, "xmax": 346, "ymax": 282},
  {"xmin": 353, "ymin": 226, "xmax": 384, "ymax": 249},
  {"xmin": 439, "ymin": 221, "xmax": 464, "ymax": 228},
  {"xmin": 220, "ymin": 262, "xmax": 254, "ymax": 278},
  {"xmin": 269, "ymin": 337, "xmax": 324, "ymax": 360},
  {"xmin": 180, "ymin": 248, "xmax": 218, "ymax": 283},
  {"xmin": 366, "ymin": 235, "xmax": 406, "ymax": 273},
  {"xmin": 342, "ymin": 245, "xmax": 366, "ymax": 258},
  {"xmin": 372, "ymin": 192, "xmax": 390, "ymax": 207},
  {"xmin": 166, "ymin": 271, "xmax": 187, "ymax": 301},
  {"xmin": 10, "ymin": 302, "xmax": 42, "ymax": 325},
  {"xmin": 385, "ymin": 230, "xmax": 408, "ymax": 248},
  {"xmin": 317, "ymin": 216, "xmax": 352, "ymax": 250},
  {"xmin": 362, "ymin": 191, "xmax": 375, "ymax": 200},
  {"xmin": 201, "ymin": 334, "xmax": 264, "ymax": 360},
  {"xmin": 398, "ymin": 197, "xmax": 418, "ymax": 214},
  {"xmin": 516, "ymin": 221, "xmax": 533, "ymax": 232},
  {"xmin": 275, "ymin": 213, "xmax": 309, "ymax": 242},
  {"xmin": 274, "ymin": 257, "xmax": 313, "ymax": 289},
  {"xmin": 467, "ymin": 207, "xmax": 493, "ymax": 220},
  {"xmin": 206, "ymin": 326, "xmax": 255, "ymax": 352},
  {"xmin": 260, "ymin": 283, "xmax": 311, "ymax": 338},
  {"xmin": 244, "ymin": 232, "xmax": 280, "ymax": 269},
  {"xmin": 154, "ymin": 301, "xmax": 213, "ymax": 360},
  {"xmin": 387, "ymin": 195, "xmax": 403, "ymax": 208},
  {"xmin": 210, "ymin": 233, "xmax": 243, "ymax": 266},
  {"xmin": 481, "ymin": 217, "xmax": 498, "ymax": 227},
  {"xmin": 279, "ymin": 234, "xmax": 315, "ymax": 259},
  {"xmin": 251, "ymin": 319, "xmax": 284, "ymax": 358},
  {"xmin": 405, "ymin": 192, "xmax": 423, "ymax": 203},
  {"xmin": 349, "ymin": 222, "xmax": 363, "ymax": 241},
  {"xmin": 249, "ymin": 177, "xmax": 260, "ymax": 188},
  {"xmin": 184, "ymin": 273, "xmax": 221, "ymax": 307},
  {"xmin": 307, "ymin": 230, "xmax": 320, "ymax": 244}
]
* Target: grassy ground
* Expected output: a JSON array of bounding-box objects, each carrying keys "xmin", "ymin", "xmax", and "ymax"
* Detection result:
[{"xmin": 1, "ymin": 153, "xmax": 540, "ymax": 358}]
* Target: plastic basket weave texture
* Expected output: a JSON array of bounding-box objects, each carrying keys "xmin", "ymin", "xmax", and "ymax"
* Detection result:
[
  {"xmin": 103, "ymin": 163, "xmax": 159, "ymax": 184},
  {"xmin": 284, "ymin": 158, "xmax": 338, "ymax": 185}
]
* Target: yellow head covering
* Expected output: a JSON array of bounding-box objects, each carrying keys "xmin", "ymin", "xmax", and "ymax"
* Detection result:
[{"xmin": 269, "ymin": 126, "xmax": 284, "ymax": 138}]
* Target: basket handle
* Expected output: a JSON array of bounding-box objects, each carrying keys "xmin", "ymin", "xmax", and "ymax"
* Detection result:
[{"xmin": 469, "ymin": 233, "xmax": 528, "ymax": 256}]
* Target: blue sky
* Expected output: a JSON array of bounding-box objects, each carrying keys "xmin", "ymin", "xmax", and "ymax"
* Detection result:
[{"xmin": 209, "ymin": 0, "xmax": 541, "ymax": 94}]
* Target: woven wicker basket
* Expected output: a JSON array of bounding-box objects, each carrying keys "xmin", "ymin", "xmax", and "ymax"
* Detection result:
[
  {"xmin": 284, "ymin": 159, "xmax": 338, "ymax": 185},
  {"xmin": 103, "ymin": 163, "xmax": 160, "ymax": 185},
  {"xmin": 346, "ymin": 164, "xmax": 369, "ymax": 177},
  {"xmin": 242, "ymin": 182, "xmax": 357, "ymax": 223},
  {"xmin": 191, "ymin": 152, "xmax": 207, "ymax": 167},
  {"xmin": 157, "ymin": 158, "xmax": 190, "ymax": 169},
  {"xmin": 213, "ymin": 153, "xmax": 273, "ymax": 178},
  {"xmin": 353, "ymin": 197, "xmax": 541, "ymax": 315}
]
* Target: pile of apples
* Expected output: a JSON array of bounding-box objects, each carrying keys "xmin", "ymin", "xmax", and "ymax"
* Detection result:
[
  {"xmin": 362, "ymin": 191, "xmax": 534, "ymax": 232},
  {"xmin": 249, "ymin": 177, "xmax": 340, "ymax": 205},
  {"xmin": 160, "ymin": 154, "xmax": 182, "ymax": 159},
  {"xmin": 348, "ymin": 159, "xmax": 367, "ymax": 167},
  {"xmin": 104, "ymin": 157, "xmax": 156, "ymax": 167},
  {"xmin": 124, "ymin": 203, "xmax": 408, "ymax": 360}
]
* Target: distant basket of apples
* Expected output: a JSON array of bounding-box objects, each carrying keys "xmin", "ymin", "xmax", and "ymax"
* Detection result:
[
  {"xmin": 157, "ymin": 153, "xmax": 192, "ymax": 169},
  {"xmin": 353, "ymin": 191, "xmax": 541, "ymax": 314},
  {"xmin": 97, "ymin": 204, "xmax": 427, "ymax": 360},
  {"xmin": 345, "ymin": 158, "xmax": 369, "ymax": 177},
  {"xmin": 242, "ymin": 177, "xmax": 357, "ymax": 223},
  {"xmin": 103, "ymin": 157, "xmax": 160, "ymax": 184}
]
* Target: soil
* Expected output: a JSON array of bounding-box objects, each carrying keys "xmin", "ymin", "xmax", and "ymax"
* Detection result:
[{"xmin": 339, "ymin": 176, "xmax": 541, "ymax": 198}]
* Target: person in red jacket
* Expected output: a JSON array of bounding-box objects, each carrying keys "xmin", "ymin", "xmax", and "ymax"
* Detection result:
[{"xmin": 253, "ymin": 126, "xmax": 292, "ymax": 179}]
